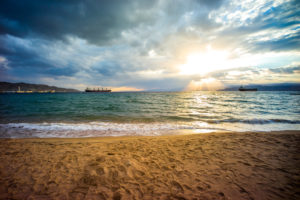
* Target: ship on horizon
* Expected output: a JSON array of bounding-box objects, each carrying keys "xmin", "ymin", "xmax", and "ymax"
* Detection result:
[
  {"xmin": 239, "ymin": 86, "xmax": 257, "ymax": 91},
  {"xmin": 85, "ymin": 87, "xmax": 112, "ymax": 92}
]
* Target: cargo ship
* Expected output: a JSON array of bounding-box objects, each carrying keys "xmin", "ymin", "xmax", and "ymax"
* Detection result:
[
  {"xmin": 239, "ymin": 86, "xmax": 257, "ymax": 91},
  {"xmin": 85, "ymin": 88, "xmax": 111, "ymax": 92}
]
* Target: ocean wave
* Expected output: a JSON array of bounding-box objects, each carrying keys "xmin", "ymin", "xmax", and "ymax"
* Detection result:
[
  {"xmin": 210, "ymin": 119, "xmax": 300, "ymax": 124},
  {"xmin": 0, "ymin": 122, "xmax": 222, "ymax": 138},
  {"xmin": 1, "ymin": 119, "xmax": 299, "ymax": 138}
]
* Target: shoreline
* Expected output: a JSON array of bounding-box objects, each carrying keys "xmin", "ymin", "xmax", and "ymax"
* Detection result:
[
  {"xmin": 1, "ymin": 131, "xmax": 299, "ymax": 199},
  {"xmin": 2, "ymin": 120, "xmax": 300, "ymax": 138},
  {"xmin": 1, "ymin": 129, "xmax": 300, "ymax": 139}
]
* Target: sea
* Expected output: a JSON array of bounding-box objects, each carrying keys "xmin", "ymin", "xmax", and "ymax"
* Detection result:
[{"xmin": 0, "ymin": 91, "xmax": 299, "ymax": 138}]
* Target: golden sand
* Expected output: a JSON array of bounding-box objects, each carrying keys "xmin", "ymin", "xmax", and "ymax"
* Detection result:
[{"xmin": 0, "ymin": 131, "xmax": 299, "ymax": 200}]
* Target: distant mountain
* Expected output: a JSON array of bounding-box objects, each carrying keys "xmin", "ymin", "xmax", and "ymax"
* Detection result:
[
  {"xmin": 0, "ymin": 82, "xmax": 79, "ymax": 92},
  {"xmin": 221, "ymin": 83, "xmax": 300, "ymax": 91}
]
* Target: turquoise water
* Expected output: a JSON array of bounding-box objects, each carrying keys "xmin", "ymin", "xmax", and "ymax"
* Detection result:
[{"xmin": 0, "ymin": 91, "xmax": 299, "ymax": 137}]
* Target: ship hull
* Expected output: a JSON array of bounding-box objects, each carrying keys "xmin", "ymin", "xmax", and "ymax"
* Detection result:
[{"xmin": 85, "ymin": 90, "xmax": 111, "ymax": 92}]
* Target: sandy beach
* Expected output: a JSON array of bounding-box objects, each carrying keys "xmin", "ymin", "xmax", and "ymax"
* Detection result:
[{"xmin": 0, "ymin": 131, "xmax": 299, "ymax": 200}]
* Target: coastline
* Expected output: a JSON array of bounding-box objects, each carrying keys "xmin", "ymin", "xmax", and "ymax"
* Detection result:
[{"xmin": 0, "ymin": 131, "xmax": 299, "ymax": 199}]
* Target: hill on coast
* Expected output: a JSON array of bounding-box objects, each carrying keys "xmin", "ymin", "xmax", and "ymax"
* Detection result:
[
  {"xmin": 0, "ymin": 82, "xmax": 79, "ymax": 92},
  {"xmin": 221, "ymin": 83, "xmax": 300, "ymax": 91}
]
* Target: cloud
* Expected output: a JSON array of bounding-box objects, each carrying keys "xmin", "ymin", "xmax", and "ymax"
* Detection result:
[
  {"xmin": 91, "ymin": 61, "xmax": 122, "ymax": 76},
  {"xmin": 0, "ymin": 0, "xmax": 159, "ymax": 45},
  {"xmin": 0, "ymin": 0, "xmax": 224, "ymax": 45},
  {"xmin": 0, "ymin": 0, "xmax": 299, "ymax": 90},
  {"xmin": 208, "ymin": 0, "xmax": 300, "ymax": 53},
  {"xmin": 268, "ymin": 63, "xmax": 300, "ymax": 74},
  {"xmin": 253, "ymin": 33, "xmax": 300, "ymax": 52},
  {"xmin": 203, "ymin": 63, "xmax": 300, "ymax": 86},
  {"xmin": 0, "ymin": 35, "xmax": 80, "ymax": 78}
]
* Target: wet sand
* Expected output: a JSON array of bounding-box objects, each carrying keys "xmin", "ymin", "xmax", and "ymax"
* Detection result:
[{"xmin": 0, "ymin": 131, "xmax": 299, "ymax": 200}]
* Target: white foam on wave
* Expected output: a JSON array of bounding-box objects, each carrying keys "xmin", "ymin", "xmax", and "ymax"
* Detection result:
[
  {"xmin": 0, "ymin": 122, "xmax": 221, "ymax": 138},
  {"xmin": 211, "ymin": 118, "xmax": 300, "ymax": 124},
  {"xmin": 0, "ymin": 121, "xmax": 299, "ymax": 138}
]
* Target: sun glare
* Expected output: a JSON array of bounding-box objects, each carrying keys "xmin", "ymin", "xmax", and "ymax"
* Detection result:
[
  {"xmin": 185, "ymin": 78, "xmax": 224, "ymax": 91},
  {"xmin": 179, "ymin": 48, "xmax": 229, "ymax": 75}
]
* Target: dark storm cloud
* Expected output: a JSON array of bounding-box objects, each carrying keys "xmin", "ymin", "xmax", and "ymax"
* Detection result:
[
  {"xmin": 0, "ymin": 35, "xmax": 79, "ymax": 78},
  {"xmin": 0, "ymin": 0, "xmax": 226, "ymax": 44},
  {"xmin": 0, "ymin": 0, "xmax": 159, "ymax": 44},
  {"xmin": 92, "ymin": 61, "xmax": 123, "ymax": 77}
]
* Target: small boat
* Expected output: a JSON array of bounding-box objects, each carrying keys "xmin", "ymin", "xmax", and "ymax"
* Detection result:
[
  {"xmin": 239, "ymin": 86, "xmax": 257, "ymax": 91},
  {"xmin": 85, "ymin": 88, "xmax": 111, "ymax": 92}
]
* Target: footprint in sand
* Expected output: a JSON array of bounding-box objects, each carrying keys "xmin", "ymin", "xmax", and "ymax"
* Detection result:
[
  {"xmin": 113, "ymin": 191, "xmax": 122, "ymax": 200},
  {"xmin": 96, "ymin": 167, "xmax": 105, "ymax": 176},
  {"xmin": 95, "ymin": 156, "xmax": 106, "ymax": 163},
  {"xmin": 69, "ymin": 186, "xmax": 88, "ymax": 199},
  {"xmin": 196, "ymin": 182, "xmax": 211, "ymax": 191},
  {"xmin": 170, "ymin": 180, "xmax": 184, "ymax": 194}
]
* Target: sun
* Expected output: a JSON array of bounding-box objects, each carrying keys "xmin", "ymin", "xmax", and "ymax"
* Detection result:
[{"xmin": 179, "ymin": 48, "xmax": 230, "ymax": 75}]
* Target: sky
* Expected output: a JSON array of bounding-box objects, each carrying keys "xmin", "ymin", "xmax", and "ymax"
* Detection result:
[{"xmin": 0, "ymin": 0, "xmax": 299, "ymax": 91}]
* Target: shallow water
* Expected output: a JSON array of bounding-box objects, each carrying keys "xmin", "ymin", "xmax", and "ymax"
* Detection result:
[{"xmin": 0, "ymin": 91, "xmax": 299, "ymax": 137}]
